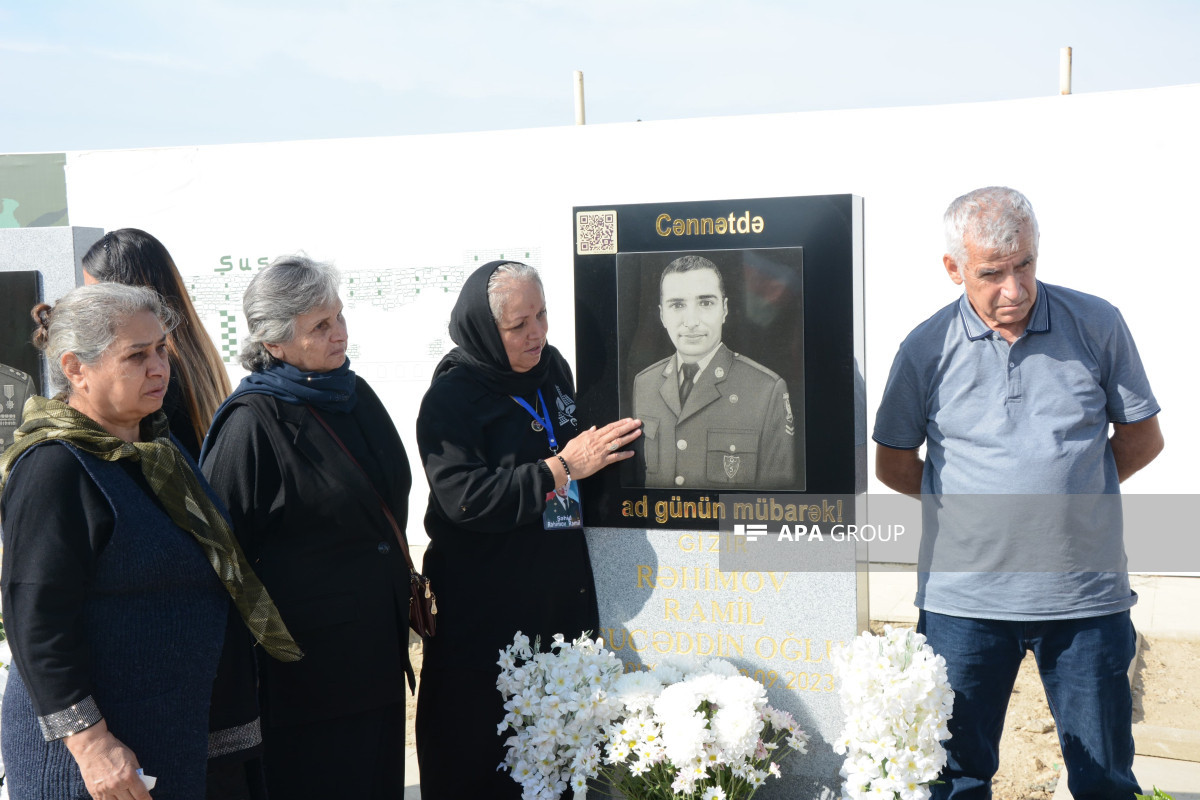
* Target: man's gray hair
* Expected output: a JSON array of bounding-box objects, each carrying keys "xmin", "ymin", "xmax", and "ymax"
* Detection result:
[
  {"xmin": 240, "ymin": 255, "xmax": 341, "ymax": 371},
  {"xmin": 486, "ymin": 262, "xmax": 544, "ymax": 323},
  {"xmin": 944, "ymin": 186, "xmax": 1040, "ymax": 267},
  {"xmin": 33, "ymin": 284, "xmax": 176, "ymax": 395}
]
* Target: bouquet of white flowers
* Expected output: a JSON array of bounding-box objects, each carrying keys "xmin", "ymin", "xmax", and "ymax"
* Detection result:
[
  {"xmin": 831, "ymin": 626, "xmax": 954, "ymax": 800},
  {"xmin": 599, "ymin": 655, "xmax": 810, "ymax": 800},
  {"xmin": 496, "ymin": 632, "xmax": 626, "ymax": 799},
  {"xmin": 498, "ymin": 635, "xmax": 809, "ymax": 800}
]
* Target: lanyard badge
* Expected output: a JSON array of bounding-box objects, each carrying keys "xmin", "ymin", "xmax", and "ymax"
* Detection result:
[
  {"xmin": 510, "ymin": 389, "xmax": 558, "ymax": 454},
  {"xmin": 512, "ymin": 390, "xmax": 582, "ymax": 530}
]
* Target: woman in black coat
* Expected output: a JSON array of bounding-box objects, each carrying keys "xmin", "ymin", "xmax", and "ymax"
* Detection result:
[
  {"xmin": 415, "ymin": 260, "xmax": 641, "ymax": 798},
  {"xmin": 200, "ymin": 256, "xmax": 413, "ymax": 800}
]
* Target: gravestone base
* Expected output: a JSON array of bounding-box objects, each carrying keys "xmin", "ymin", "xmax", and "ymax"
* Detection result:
[{"xmin": 587, "ymin": 526, "xmax": 866, "ymax": 799}]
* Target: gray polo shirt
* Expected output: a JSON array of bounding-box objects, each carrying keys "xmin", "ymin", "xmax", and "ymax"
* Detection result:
[{"xmin": 873, "ymin": 281, "xmax": 1159, "ymax": 619}]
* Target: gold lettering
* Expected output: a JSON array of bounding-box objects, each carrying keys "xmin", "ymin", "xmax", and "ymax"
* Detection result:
[
  {"xmin": 636, "ymin": 564, "xmax": 654, "ymax": 588},
  {"xmin": 755, "ymin": 636, "xmax": 777, "ymax": 659},
  {"xmin": 679, "ymin": 533, "xmax": 698, "ymax": 553},
  {"xmin": 743, "ymin": 572, "xmax": 764, "ymax": 593},
  {"xmin": 629, "ymin": 629, "xmax": 648, "ymax": 652},
  {"xmin": 652, "ymin": 211, "xmax": 763, "ymax": 239},
  {"xmin": 654, "ymin": 500, "xmax": 668, "ymax": 524},
  {"xmin": 663, "ymin": 598, "xmax": 681, "ymax": 622},
  {"xmin": 733, "ymin": 502, "xmax": 754, "ymax": 519},
  {"xmin": 768, "ymin": 573, "xmax": 788, "ymax": 591},
  {"xmin": 652, "ymin": 630, "xmax": 672, "ymax": 654},
  {"xmin": 659, "ymin": 566, "xmax": 676, "ymax": 589}
]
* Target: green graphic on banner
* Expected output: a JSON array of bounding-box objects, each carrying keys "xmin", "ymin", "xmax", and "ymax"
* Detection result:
[{"xmin": 0, "ymin": 154, "xmax": 69, "ymax": 228}]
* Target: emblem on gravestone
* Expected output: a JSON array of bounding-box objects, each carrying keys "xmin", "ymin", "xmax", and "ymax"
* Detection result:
[
  {"xmin": 723, "ymin": 454, "xmax": 741, "ymax": 479},
  {"xmin": 4, "ymin": 383, "xmax": 13, "ymax": 409}
]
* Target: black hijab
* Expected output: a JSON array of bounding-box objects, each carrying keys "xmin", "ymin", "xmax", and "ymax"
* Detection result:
[{"xmin": 432, "ymin": 260, "xmax": 560, "ymax": 396}]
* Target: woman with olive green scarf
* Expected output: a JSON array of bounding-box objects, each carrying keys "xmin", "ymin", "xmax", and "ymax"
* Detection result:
[{"xmin": 0, "ymin": 284, "xmax": 297, "ymax": 800}]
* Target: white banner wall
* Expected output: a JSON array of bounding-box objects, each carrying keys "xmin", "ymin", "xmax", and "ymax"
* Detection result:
[{"xmin": 63, "ymin": 84, "xmax": 1200, "ymax": 541}]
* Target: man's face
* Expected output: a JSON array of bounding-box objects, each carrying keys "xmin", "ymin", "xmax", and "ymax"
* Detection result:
[
  {"xmin": 555, "ymin": 485, "xmax": 568, "ymax": 499},
  {"xmin": 944, "ymin": 230, "xmax": 1038, "ymax": 340},
  {"xmin": 659, "ymin": 268, "xmax": 728, "ymax": 362}
]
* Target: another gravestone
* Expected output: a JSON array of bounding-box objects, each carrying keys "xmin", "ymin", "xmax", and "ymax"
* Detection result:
[{"xmin": 0, "ymin": 226, "xmax": 101, "ymax": 403}]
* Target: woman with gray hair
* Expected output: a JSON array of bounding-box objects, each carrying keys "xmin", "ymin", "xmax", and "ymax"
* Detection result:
[
  {"xmin": 199, "ymin": 255, "xmax": 414, "ymax": 799},
  {"xmin": 0, "ymin": 284, "xmax": 299, "ymax": 800},
  {"xmin": 415, "ymin": 260, "xmax": 640, "ymax": 798}
]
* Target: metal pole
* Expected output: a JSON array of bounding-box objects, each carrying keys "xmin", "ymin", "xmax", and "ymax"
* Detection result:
[
  {"xmin": 574, "ymin": 70, "xmax": 586, "ymax": 125},
  {"xmin": 1059, "ymin": 47, "xmax": 1072, "ymax": 95}
]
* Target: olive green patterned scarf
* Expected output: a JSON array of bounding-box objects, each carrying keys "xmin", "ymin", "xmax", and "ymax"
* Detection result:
[{"xmin": 0, "ymin": 395, "xmax": 303, "ymax": 662}]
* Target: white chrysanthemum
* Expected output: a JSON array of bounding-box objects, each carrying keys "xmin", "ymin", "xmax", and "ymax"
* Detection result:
[{"xmin": 832, "ymin": 627, "xmax": 953, "ymax": 800}]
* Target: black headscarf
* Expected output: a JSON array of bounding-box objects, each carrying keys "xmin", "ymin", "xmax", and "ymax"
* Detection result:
[{"xmin": 432, "ymin": 260, "xmax": 560, "ymax": 396}]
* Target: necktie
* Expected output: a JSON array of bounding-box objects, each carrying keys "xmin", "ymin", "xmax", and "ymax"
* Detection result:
[{"xmin": 679, "ymin": 362, "xmax": 699, "ymax": 407}]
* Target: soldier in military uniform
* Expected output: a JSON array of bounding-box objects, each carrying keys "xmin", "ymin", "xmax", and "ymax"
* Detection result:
[
  {"xmin": 542, "ymin": 484, "xmax": 583, "ymax": 529},
  {"xmin": 631, "ymin": 255, "xmax": 795, "ymax": 489},
  {"xmin": 0, "ymin": 362, "xmax": 37, "ymax": 451}
]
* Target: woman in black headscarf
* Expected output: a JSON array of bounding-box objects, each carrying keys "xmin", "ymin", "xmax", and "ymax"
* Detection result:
[{"xmin": 415, "ymin": 261, "xmax": 640, "ymax": 798}]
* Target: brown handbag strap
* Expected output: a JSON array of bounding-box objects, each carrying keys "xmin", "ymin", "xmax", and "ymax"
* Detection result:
[{"xmin": 305, "ymin": 405, "xmax": 420, "ymax": 576}]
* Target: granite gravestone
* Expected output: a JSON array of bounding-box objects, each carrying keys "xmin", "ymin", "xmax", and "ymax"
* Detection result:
[
  {"xmin": 574, "ymin": 195, "xmax": 866, "ymax": 799},
  {"xmin": 0, "ymin": 227, "xmax": 102, "ymax": 395}
]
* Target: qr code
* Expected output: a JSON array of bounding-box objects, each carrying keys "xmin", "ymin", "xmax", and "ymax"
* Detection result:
[{"xmin": 576, "ymin": 210, "xmax": 617, "ymax": 255}]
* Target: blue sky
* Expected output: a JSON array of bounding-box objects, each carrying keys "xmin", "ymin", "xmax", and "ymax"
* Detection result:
[{"xmin": 3, "ymin": 0, "xmax": 1199, "ymax": 153}]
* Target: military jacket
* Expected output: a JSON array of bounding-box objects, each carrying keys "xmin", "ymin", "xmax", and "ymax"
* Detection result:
[
  {"xmin": 0, "ymin": 363, "xmax": 37, "ymax": 450},
  {"xmin": 631, "ymin": 343, "xmax": 795, "ymax": 489}
]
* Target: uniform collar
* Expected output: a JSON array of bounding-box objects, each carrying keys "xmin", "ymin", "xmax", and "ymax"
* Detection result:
[{"xmin": 673, "ymin": 344, "xmax": 723, "ymax": 381}]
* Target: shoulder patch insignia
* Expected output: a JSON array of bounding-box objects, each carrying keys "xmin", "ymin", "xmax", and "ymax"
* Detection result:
[{"xmin": 783, "ymin": 392, "xmax": 795, "ymax": 436}]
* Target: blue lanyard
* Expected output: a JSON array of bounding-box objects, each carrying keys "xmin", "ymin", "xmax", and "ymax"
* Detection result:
[{"xmin": 510, "ymin": 389, "xmax": 558, "ymax": 453}]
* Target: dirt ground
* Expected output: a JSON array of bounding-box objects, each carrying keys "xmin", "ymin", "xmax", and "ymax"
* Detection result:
[{"xmin": 404, "ymin": 631, "xmax": 1200, "ymax": 800}]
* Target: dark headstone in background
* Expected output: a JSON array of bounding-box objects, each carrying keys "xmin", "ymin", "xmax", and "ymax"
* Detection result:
[{"xmin": 0, "ymin": 271, "xmax": 41, "ymax": 389}]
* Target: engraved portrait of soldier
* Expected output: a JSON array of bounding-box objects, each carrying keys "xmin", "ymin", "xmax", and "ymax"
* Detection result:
[{"xmin": 618, "ymin": 248, "xmax": 804, "ymax": 490}]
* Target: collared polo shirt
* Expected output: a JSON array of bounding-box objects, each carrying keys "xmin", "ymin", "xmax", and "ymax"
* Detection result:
[{"xmin": 873, "ymin": 282, "xmax": 1159, "ymax": 619}]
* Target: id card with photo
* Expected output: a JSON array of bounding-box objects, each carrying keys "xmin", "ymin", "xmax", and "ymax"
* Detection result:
[{"xmin": 543, "ymin": 480, "xmax": 583, "ymax": 530}]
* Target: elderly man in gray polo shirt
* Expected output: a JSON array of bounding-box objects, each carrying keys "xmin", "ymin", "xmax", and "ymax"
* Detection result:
[{"xmin": 873, "ymin": 186, "xmax": 1163, "ymax": 799}]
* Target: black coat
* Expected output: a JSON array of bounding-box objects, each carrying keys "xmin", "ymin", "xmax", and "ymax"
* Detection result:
[
  {"xmin": 417, "ymin": 356, "xmax": 599, "ymax": 668},
  {"xmin": 415, "ymin": 354, "xmax": 600, "ymax": 798},
  {"xmin": 200, "ymin": 377, "xmax": 412, "ymax": 728}
]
